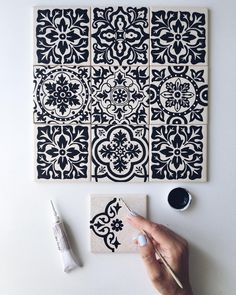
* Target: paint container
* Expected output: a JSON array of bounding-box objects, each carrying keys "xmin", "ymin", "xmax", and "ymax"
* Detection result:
[
  {"xmin": 50, "ymin": 201, "xmax": 79, "ymax": 272},
  {"xmin": 167, "ymin": 187, "xmax": 192, "ymax": 211}
]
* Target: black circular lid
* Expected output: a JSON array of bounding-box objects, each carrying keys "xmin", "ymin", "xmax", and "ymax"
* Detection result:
[{"xmin": 168, "ymin": 187, "xmax": 191, "ymax": 210}]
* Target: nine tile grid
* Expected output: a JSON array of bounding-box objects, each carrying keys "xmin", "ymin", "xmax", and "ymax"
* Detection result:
[{"xmin": 33, "ymin": 7, "xmax": 208, "ymax": 181}]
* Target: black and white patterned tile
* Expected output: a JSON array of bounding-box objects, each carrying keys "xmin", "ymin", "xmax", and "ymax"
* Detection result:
[
  {"xmin": 150, "ymin": 66, "xmax": 208, "ymax": 124},
  {"xmin": 150, "ymin": 125, "xmax": 207, "ymax": 181},
  {"xmin": 150, "ymin": 8, "xmax": 208, "ymax": 65},
  {"xmin": 34, "ymin": 7, "xmax": 90, "ymax": 65},
  {"xmin": 33, "ymin": 66, "xmax": 90, "ymax": 124},
  {"xmin": 92, "ymin": 125, "xmax": 149, "ymax": 182},
  {"xmin": 91, "ymin": 7, "xmax": 149, "ymax": 66},
  {"xmin": 91, "ymin": 66, "xmax": 149, "ymax": 124},
  {"xmin": 90, "ymin": 194, "xmax": 147, "ymax": 253},
  {"xmin": 36, "ymin": 125, "xmax": 90, "ymax": 180}
]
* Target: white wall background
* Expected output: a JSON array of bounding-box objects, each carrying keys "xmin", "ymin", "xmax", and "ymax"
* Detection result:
[{"xmin": 0, "ymin": 0, "xmax": 235, "ymax": 294}]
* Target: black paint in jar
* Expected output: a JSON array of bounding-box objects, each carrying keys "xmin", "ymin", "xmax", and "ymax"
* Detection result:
[{"xmin": 167, "ymin": 187, "xmax": 192, "ymax": 211}]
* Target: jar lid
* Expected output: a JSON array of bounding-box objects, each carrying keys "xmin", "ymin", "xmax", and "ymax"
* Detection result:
[{"xmin": 167, "ymin": 187, "xmax": 192, "ymax": 211}]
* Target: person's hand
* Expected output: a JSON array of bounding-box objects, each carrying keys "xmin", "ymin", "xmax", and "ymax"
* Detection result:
[{"xmin": 127, "ymin": 215, "xmax": 193, "ymax": 295}]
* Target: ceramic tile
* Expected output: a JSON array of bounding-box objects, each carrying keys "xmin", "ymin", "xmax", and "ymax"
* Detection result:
[
  {"xmin": 90, "ymin": 194, "xmax": 147, "ymax": 253},
  {"xmin": 150, "ymin": 7, "xmax": 208, "ymax": 65},
  {"xmin": 91, "ymin": 7, "xmax": 149, "ymax": 66},
  {"xmin": 92, "ymin": 125, "xmax": 149, "ymax": 182},
  {"xmin": 33, "ymin": 66, "xmax": 91, "ymax": 124},
  {"xmin": 149, "ymin": 125, "xmax": 207, "ymax": 181},
  {"xmin": 34, "ymin": 7, "xmax": 90, "ymax": 65},
  {"xmin": 91, "ymin": 66, "xmax": 149, "ymax": 124},
  {"xmin": 150, "ymin": 66, "xmax": 208, "ymax": 125},
  {"xmin": 35, "ymin": 125, "xmax": 90, "ymax": 180}
]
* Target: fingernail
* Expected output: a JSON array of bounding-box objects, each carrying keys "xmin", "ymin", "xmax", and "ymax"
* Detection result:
[{"xmin": 138, "ymin": 234, "xmax": 147, "ymax": 247}]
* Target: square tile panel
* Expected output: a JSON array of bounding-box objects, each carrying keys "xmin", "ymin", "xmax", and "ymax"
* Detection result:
[
  {"xmin": 150, "ymin": 7, "xmax": 208, "ymax": 65},
  {"xmin": 32, "ymin": 6, "xmax": 209, "ymax": 183},
  {"xmin": 92, "ymin": 125, "xmax": 149, "ymax": 182},
  {"xmin": 90, "ymin": 194, "xmax": 147, "ymax": 253},
  {"xmin": 149, "ymin": 125, "xmax": 207, "ymax": 181},
  {"xmin": 34, "ymin": 7, "xmax": 90, "ymax": 65},
  {"xmin": 91, "ymin": 66, "xmax": 149, "ymax": 124},
  {"xmin": 33, "ymin": 66, "xmax": 91, "ymax": 124},
  {"xmin": 35, "ymin": 125, "xmax": 90, "ymax": 180},
  {"xmin": 150, "ymin": 66, "xmax": 208, "ymax": 125},
  {"xmin": 91, "ymin": 7, "xmax": 149, "ymax": 65}
]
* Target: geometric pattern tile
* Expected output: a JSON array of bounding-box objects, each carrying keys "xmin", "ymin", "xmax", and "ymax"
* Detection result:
[
  {"xmin": 150, "ymin": 8, "xmax": 208, "ymax": 65},
  {"xmin": 149, "ymin": 125, "xmax": 207, "ymax": 181},
  {"xmin": 33, "ymin": 66, "xmax": 90, "ymax": 124},
  {"xmin": 92, "ymin": 125, "xmax": 149, "ymax": 182},
  {"xmin": 91, "ymin": 7, "xmax": 149, "ymax": 65},
  {"xmin": 35, "ymin": 125, "xmax": 90, "ymax": 180},
  {"xmin": 34, "ymin": 7, "xmax": 90, "ymax": 65},
  {"xmin": 91, "ymin": 66, "xmax": 149, "ymax": 124},
  {"xmin": 150, "ymin": 66, "xmax": 208, "ymax": 124},
  {"xmin": 90, "ymin": 194, "xmax": 147, "ymax": 253}
]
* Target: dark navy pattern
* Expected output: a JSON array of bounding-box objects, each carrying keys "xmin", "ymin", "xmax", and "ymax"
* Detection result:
[
  {"xmin": 33, "ymin": 6, "xmax": 209, "ymax": 183},
  {"xmin": 35, "ymin": 8, "xmax": 89, "ymax": 64},
  {"xmin": 150, "ymin": 66, "xmax": 208, "ymax": 124},
  {"xmin": 150, "ymin": 125, "xmax": 206, "ymax": 181},
  {"xmin": 36, "ymin": 125, "xmax": 90, "ymax": 180},
  {"xmin": 92, "ymin": 125, "xmax": 149, "ymax": 182},
  {"xmin": 90, "ymin": 198, "xmax": 123, "ymax": 252},
  {"xmin": 151, "ymin": 9, "xmax": 207, "ymax": 64},
  {"xmin": 33, "ymin": 66, "xmax": 90, "ymax": 124},
  {"xmin": 92, "ymin": 66, "xmax": 149, "ymax": 124},
  {"xmin": 91, "ymin": 7, "xmax": 149, "ymax": 65}
]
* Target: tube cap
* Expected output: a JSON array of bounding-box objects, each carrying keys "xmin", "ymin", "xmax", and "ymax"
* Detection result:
[{"xmin": 50, "ymin": 200, "xmax": 60, "ymax": 223}]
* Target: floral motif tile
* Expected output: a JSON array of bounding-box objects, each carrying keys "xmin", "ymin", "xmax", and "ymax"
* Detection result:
[
  {"xmin": 92, "ymin": 125, "xmax": 149, "ymax": 182},
  {"xmin": 150, "ymin": 125, "xmax": 207, "ymax": 181},
  {"xmin": 90, "ymin": 194, "xmax": 147, "ymax": 253},
  {"xmin": 36, "ymin": 125, "xmax": 90, "ymax": 180},
  {"xmin": 33, "ymin": 66, "xmax": 90, "ymax": 124},
  {"xmin": 91, "ymin": 7, "xmax": 149, "ymax": 65},
  {"xmin": 91, "ymin": 67, "xmax": 149, "ymax": 124},
  {"xmin": 150, "ymin": 66, "xmax": 208, "ymax": 124},
  {"xmin": 34, "ymin": 7, "xmax": 90, "ymax": 65},
  {"xmin": 33, "ymin": 65, "xmax": 91, "ymax": 124},
  {"xmin": 150, "ymin": 8, "xmax": 208, "ymax": 65}
]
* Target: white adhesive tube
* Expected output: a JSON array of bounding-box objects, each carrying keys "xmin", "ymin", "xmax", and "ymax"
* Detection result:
[{"xmin": 50, "ymin": 200, "xmax": 78, "ymax": 273}]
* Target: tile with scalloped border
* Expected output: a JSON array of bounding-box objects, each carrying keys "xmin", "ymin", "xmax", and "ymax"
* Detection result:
[{"xmin": 91, "ymin": 125, "xmax": 149, "ymax": 182}]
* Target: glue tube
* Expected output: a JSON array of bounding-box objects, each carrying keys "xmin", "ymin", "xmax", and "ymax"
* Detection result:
[{"xmin": 50, "ymin": 200, "xmax": 78, "ymax": 272}]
